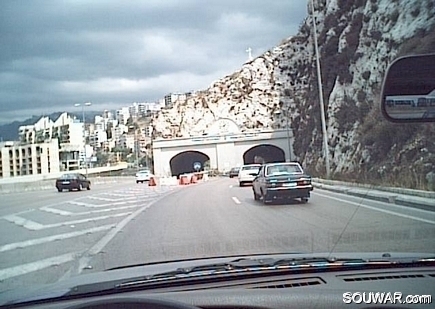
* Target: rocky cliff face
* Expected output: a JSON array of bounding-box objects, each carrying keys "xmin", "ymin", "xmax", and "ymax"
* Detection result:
[{"xmin": 152, "ymin": 0, "xmax": 435, "ymax": 190}]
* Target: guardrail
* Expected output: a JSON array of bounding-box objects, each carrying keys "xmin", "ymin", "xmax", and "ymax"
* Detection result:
[
  {"xmin": 313, "ymin": 178, "xmax": 435, "ymax": 199},
  {"xmin": 312, "ymin": 178, "xmax": 434, "ymax": 210}
]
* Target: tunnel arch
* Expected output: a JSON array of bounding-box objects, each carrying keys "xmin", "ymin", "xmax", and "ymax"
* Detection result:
[
  {"xmin": 170, "ymin": 150, "xmax": 210, "ymax": 177},
  {"xmin": 243, "ymin": 144, "xmax": 285, "ymax": 164}
]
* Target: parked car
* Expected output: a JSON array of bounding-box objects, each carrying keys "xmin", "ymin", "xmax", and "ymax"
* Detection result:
[
  {"xmin": 136, "ymin": 169, "xmax": 152, "ymax": 183},
  {"xmin": 252, "ymin": 162, "xmax": 313, "ymax": 204},
  {"xmin": 55, "ymin": 173, "xmax": 91, "ymax": 192},
  {"xmin": 229, "ymin": 167, "xmax": 240, "ymax": 178},
  {"xmin": 238, "ymin": 164, "xmax": 262, "ymax": 186}
]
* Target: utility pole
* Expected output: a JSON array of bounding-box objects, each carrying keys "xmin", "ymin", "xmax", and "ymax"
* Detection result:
[
  {"xmin": 310, "ymin": 0, "xmax": 331, "ymax": 179},
  {"xmin": 74, "ymin": 102, "xmax": 92, "ymax": 176}
]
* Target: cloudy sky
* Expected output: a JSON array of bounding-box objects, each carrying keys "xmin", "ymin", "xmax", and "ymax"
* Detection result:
[{"xmin": 0, "ymin": 0, "xmax": 308, "ymax": 125}]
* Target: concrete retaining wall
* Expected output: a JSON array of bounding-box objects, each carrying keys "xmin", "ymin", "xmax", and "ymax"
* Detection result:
[{"xmin": 0, "ymin": 176, "xmax": 132, "ymax": 194}]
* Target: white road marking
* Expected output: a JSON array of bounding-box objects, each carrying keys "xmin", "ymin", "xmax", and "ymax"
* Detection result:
[
  {"xmin": 0, "ymin": 252, "xmax": 78, "ymax": 281},
  {"xmin": 62, "ymin": 189, "xmax": 178, "ymax": 279},
  {"xmin": 0, "ymin": 225, "xmax": 114, "ymax": 252},
  {"xmin": 232, "ymin": 197, "xmax": 241, "ymax": 204},
  {"xmin": 68, "ymin": 200, "xmax": 138, "ymax": 208},
  {"xmin": 87, "ymin": 196, "xmax": 140, "ymax": 202},
  {"xmin": 3, "ymin": 212, "xmax": 132, "ymax": 230},
  {"xmin": 41, "ymin": 204, "xmax": 143, "ymax": 216},
  {"xmin": 314, "ymin": 191, "xmax": 435, "ymax": 225},
  {"xmin": 40, "ymin": 206, "xmax": 73, "ymax": 216},
  {"xmin": 2, "ymin": 214, "xmax": 44, "ymax": 230},
  {"xmin": 101, "ymin": 192, "xmax": 139, "ymax": 197}
]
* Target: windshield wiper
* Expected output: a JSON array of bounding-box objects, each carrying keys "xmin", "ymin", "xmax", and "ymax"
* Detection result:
[{"xmin": 114, "ymin": 256, "xmax": 435, "ymax": 289}]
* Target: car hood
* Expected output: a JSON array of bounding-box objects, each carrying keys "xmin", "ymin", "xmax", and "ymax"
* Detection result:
[{"xmin": 1, "ymin": 252, "xmax": 434, "ymax": 306}]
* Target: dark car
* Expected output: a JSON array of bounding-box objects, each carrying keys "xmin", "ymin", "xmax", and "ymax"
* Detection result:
[
  {"xmin": 422, "ymin": 109, "xmax": 435, "ymax": 119},
  {"xmin": 229, "ymin": 167, "xmax": 240, "ymax": 178},
  {"xmin": 252, "ymin": 162, "xmax": 313, "ymax": 204},
  {"xmin": 55, "ymin": 173, "xmax": 91, "ymax": 192}
]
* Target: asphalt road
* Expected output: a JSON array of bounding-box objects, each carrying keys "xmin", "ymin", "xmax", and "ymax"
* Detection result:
[{"xmin": 0, "ymin": 177, "xmax": 434, "ymax": 294}]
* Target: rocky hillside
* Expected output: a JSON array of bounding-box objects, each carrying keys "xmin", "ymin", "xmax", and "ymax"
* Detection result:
[{"xmin": 152, "ymin": 0, "xmax": 435, "ymax": 190}]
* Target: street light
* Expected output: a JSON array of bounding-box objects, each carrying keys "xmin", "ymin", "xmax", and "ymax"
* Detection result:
[
  {"xmin": 74, "ymin": 102, "xmax": 92, "ymax": 176},
  {"xmin": 129, "ymin": 125, "xmax": 139, "ymax": 170},
  {"xmin": 310, "ymin": 0, "xmax": 331, "ymax": 179},
  {"xmin": 274, "ymin": 109, "xmax": 292, "ymax": 162}
]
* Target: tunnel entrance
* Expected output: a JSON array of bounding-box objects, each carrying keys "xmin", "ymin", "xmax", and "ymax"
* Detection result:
[
  {"xmin": 170, "ymin": 151, "xmax": 210, "ymax": 177},
  {"xmin": 243, "ymin": 144, "xmax": 285, "ymax": 164}
]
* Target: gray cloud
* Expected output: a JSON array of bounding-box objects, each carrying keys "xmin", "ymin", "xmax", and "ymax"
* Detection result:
[{"xmin": 0, "ymin": 0, "xmax": 307, "ymax": 124}]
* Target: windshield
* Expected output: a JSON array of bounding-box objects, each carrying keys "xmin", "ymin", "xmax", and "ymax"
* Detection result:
[
  {"xmin": 241, "ymin": 165, "xmax": 261, "ymax": 171},
  {"xmin": 59, "ymin": 174, "xmax": 78, "ymax": 179},
  {"xmin": 266, "ymin": 164, "xmax": 303, "ymax": 176},
  {"xmin": 0, "ymin": 0, "xmax": 434, "ymax": 297}
]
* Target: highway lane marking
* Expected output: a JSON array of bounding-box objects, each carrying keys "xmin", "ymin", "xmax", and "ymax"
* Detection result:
[
  {"xmin": 232, "ymin": 197, "xmax": 241, "ymax": 204},
  {"xmin": 2, "ymin": 214, "xmax": 44, "ymax": 230},
  {"xmin": 101, "ymin": 188, "xmax": 171, "ymax": 197},
  {"xmin": 314, "ymin": 191, "xmax": 435, "ymax": 225},
  {"xmin": 41, "ymin": 204, "xmax": 143, "ymax": 216},
  {"xmin": 87, "ymin": 196, "xmax": 140, "ymax": 202},
  {"xmin": 0, "ymin": 252, "xmax": 79, "ymax": 281},
  {"xmin": 0, "ymin": 225, "xmax": 114, "ymax": 253},
  {"xmin": 68, "ymin": 200, "xmax": 139, "ymax": 208},
  {"xmin": 3, "ymin": 212, "xmax": 132, "ymax": 230},
  {"xmin": 61, "ymin": 188, "xmax": 181, "ymax": 280},
  {"xmin": 40, "ymin": 206, "xmax": 73, "ymax": 216}
]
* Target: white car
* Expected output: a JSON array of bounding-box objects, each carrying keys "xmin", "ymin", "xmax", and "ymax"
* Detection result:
[
  {"xmin": 238, "ymin": 164, "xmax": 262, "ymax": 186},
  {"xmin": 135, "ymin": 170, "xmax": 152, "ymax": 183}
]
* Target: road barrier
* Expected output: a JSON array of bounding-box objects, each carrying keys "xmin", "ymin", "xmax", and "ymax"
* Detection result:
[
  {"xmin": 190, "ymin": 174, "xmax": 198, "ymax": 184},
  {"xmin": 158, "ymin": 177, "xmax": 179, "ymax": 186},
  {"xmin": 177, "ymin": 171, "xmax": 210, "ymax": 186},
  {"xmin": 148, "ymin": 176, "xmax": 157, "ymax": 186},
  {"xmin": 180, "ymin": 175, "xmax": 190, "ymax": 185}
]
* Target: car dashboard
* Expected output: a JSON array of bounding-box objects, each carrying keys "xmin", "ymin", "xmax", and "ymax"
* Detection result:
[{"xmin": 4, "ymin": 266, "xmax": 434, "ymax": 309}]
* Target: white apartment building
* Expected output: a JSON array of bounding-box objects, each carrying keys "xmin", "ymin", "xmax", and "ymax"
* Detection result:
[
  {"xmin": 163, "ymin": 92, "xmax": 193, "ymax": 109},
  {"xmin": 18, "ymin": 113, "xmax": 89, "ymax": 172},
  {"xmin": 89, "ymin": 129, "xmax": 108, "ymax": 149},
  {"xmin": 116, "ymin": 107, "xmax": 130, "ymax": 125},
  {"xmin": 102, "ymin": 110, "xmax": 113, "ymax": 120},
  {"xmin": 19, "ymin": 113, "xmax": 84, "ymax": 147},
  {"xmin": 0, "ymin": 140, "xmax": 60, "ymax": 178},
  {"xmin": 142, "ymin": 125, "xmax": 153, "ymax": 137},
  {"xmin": 118, "ymin": 133, "xmax": 135, "ymax": 150}
]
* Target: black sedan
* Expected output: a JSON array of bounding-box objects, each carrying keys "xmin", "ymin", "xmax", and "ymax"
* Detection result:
[
  {"xmin": 252, "ymin": 162, "xmax": 313, "ymax": 204},
  {"xmin": 55, "ymin": 173, "xmax": 91, "ymax": 192},
  {"xmin": 228, "ymin": 167, "xmax": 240, "ymax": 178}
]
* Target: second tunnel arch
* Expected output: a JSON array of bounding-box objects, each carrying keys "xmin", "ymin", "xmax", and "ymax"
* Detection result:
[{"xmin": 242, "ymin": 144, "xmax": 285, "ymax": 165}]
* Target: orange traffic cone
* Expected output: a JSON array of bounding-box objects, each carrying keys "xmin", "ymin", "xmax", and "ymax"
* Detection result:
[
  {"xmin": 181, "ymin": 175, "xmax": 189, "ymax": 185},
  {"xmin": 191, "ymin": 174, "xmax": 198, "ymax": 184},
  {"xmin": 148, "ymin": 176, "xmax": 156, "ymax": 186}
]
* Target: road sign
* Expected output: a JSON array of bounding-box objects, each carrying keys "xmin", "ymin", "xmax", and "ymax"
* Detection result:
[{"xmin": 193, "ymin": 161, "xmax": 201, "ymax": 171}]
